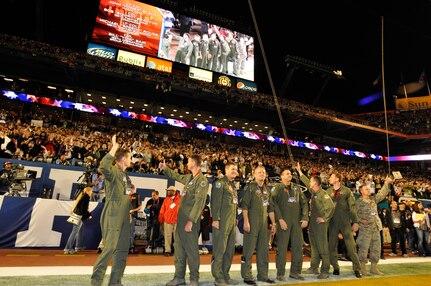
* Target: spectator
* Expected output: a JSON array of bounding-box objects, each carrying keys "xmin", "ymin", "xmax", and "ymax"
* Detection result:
[
  {"xmin": 129, "ymin": 184, "xmax": 142, "ymax": 254},
  {"xmin": 145, "ymin": 190, "xmax": 164, "ymax": 249},
  {"xmin": 159, "ymin": 185, "xmax": 181, "ymax": 256},
  {"xmin": 378, "ymin": 207, "xmax": 390, "ymax": 259},
  {"xmin": 56, "ymin": 154, "xmax": 71, "ymax": 165},
  {"xmin": 399, "ymin": 202, "xmax": 416, "ymax": 254},
  {"xmin": 64, "ymin": 186, "xmax": 93, "ymax": 254},
  {"xmin": 387, "ymin": 201, "xmax": 408, "ymax": 257},
  {"xmin": 412, "ymin": 202, "xmax": 431, "ymax": 257}
]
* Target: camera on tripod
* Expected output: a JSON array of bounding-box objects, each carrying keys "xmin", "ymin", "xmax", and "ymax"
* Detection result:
[
  {"xmin": 2, "ymin": 163, "xmax": 37, "ymax": 197},
  {"xmin": 10, "ymin": 164, "xmax": 37, "ymax": 181},
  {"xmin": 83, "ymin": 157, "xmax": 99, "ymax": 184},
  {"xmin": 73, "ymin": 157, "xmax": 99, "ymax": 199}
]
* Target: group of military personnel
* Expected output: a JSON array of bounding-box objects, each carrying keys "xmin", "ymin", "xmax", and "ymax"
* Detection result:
[
  {"xmin": 90, "ymin": 142, "xmax": 396, "ymax": 286},
  {"xmin": 160, "ymin": 28, "xmax": 250, "ymax": 76},
  {"xmin": 161, "ymin": 159, "xmax": 396, "ymax": 286}
]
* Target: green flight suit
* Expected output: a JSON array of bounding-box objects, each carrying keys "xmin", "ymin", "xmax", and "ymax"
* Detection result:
[
  {"xmin": 219, "ymin": 39, "xmax": 231, "ymax": 74},
  {"xmin": 211, "ymin": 176, "xmax": 238, "ymax": 283},
  {"xmin": 240, "ymin": 181, "xmax": 274, "ymax": 281},
  {"xmin": 272, "ymin": 182, "xmax": 309, "ymax": 277},
  {"xmin": 300, "ymin": 175, "xmax": 335, "ymax": 274},
  {"xmin": 91, "ymin": 154, "xmax": 132, "ymax": 286},
  {"xmin": 163, "ymin": 167, "xmax": 209, "ymax": 283},
  {"xmin": 356, "ymin": 183, "xmax": 391, "ymax": 264},
  {"xmin": 327, "ymin": 184, "xmax": 361, "ymax": 272}
]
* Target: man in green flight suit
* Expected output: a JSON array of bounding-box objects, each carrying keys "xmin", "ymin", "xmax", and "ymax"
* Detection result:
[
  {"xmin": 327, "ymin": 172, "xmax": 362, "ymax": 278},
  {"xmin": 211, "ymin": 162, "xmax": 240, "ymax": 286},
  {"xmin": 240, "ymin": 165, "xmax": 277, "ymax": 285},
  {"xmin": 272, "ymin": 167, "xmax": 309, "ymax": 282},
  {"xmin": 91, "ymin": 134, "xmax": 133, "ymax": 286},
  {"xmin": 159, "ymin": 155, "xmax": 209, "ymax": 286},
  {"xmin": 296, "ymin": 162, "xmax": 335, "ymax": 279}
]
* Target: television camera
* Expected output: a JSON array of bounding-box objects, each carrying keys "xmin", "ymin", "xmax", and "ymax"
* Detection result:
[
  {"xmin": 2, "ymin": 163, "xmax": 37, "ymax": 197},
  {"xmin": 73, "ymin": 157, "xmax": 99, "ymax": 199}
]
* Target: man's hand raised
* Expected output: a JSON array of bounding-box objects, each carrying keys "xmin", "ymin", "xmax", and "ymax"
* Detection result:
[{"xmin": 111, "ymin": 134, "xmax": 119, "ymax": 150}]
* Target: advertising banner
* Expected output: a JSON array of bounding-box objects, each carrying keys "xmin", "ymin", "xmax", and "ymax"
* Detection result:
[
  {"xmin": 86, "ymin": 42, "xmax": 117, "ymax": 60},
  {"xmin": 189, "ymin": 66, "xmax": 213, "ymax": 82},
  {"xmin": 117, "ymin": 49, "xmax": 146, "ymax": 67},
  {"xmin": 146, "ymin": 56, "xmax": 172, "ymax": 73},
  {"xmin": 236, "ymin": 78, "xmax": 257, "ymax": 92},
  {"xmin": 396, "ymin": 96, "xmax": 431, "ymax": 110}
]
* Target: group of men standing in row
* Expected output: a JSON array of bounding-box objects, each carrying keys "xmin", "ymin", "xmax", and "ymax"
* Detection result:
[
  {"xmin": 160, "ymin": 28, "xmax": 251, "ymax": 76},
  {"xmin": 162, "ymin": 159, "xmax": 395, "ymax": 286},
  {"xmin": 90, "ymin": 136, "xmax": 396, "ymax": 286}
]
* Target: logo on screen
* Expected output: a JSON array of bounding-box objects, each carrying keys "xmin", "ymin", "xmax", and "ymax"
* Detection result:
[
  {"xmin": 147, "ymin": 61, "xmax": 157, "ymax": 69},
  {"xmin": 87, "ymin": 48, "xmax": 116, "ymax": 59},
  {"xmin": 218, "ymin": 76, "xmax": 231, "ymax": 87}
]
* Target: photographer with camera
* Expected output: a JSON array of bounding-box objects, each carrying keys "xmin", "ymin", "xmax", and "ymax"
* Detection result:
[
  {"xmin": 0, "ymin": 161, "xmax": 13, "ymax": 195},
  {"xmin": 81, "ymin": 156, "xmax": 104, "ymax": 202}
]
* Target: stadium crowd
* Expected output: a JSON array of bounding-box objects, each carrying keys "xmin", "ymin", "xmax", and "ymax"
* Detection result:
[
  {"xmin": 0, "ymin": 103, "xmax": 430, "ymax": 200},
  {"xmin": 352, "ymin": 109, "xmax": 431, "ymax": 135},
  {"xmin": 1, "ymin": 33, "xmax": 430, "ymax": 135}
]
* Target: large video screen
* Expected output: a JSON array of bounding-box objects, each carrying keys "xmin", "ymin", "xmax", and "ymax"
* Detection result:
[
  {"xmin": 91, "ymin": 0, "xmax": 255, "ymax": 81},
  {"xmin": 158, "ymin": 14, "xmax": 255, "ymax": 81},
  {"xmin": 92, "ymin": 0, "xmax": 165, "ymax": 56}
]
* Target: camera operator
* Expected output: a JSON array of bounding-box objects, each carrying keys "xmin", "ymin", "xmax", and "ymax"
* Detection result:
[
  {"xmin": 91, "ymin": 169, "xmax": 105, "ymax": 202},
  {"xmin": 0, "ymin": 161, "xmax": 13, "ymax": 195},
  {"xmin": 81, "ymin": 156, "xmax": 103, "ymax": 202}
]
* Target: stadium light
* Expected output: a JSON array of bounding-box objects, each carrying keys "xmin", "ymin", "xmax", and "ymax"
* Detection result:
[{"xmin": 285, "ymin": 54, "xmax": 345, "ymax": 79}]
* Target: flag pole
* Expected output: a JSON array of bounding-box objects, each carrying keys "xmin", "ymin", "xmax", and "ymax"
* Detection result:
[{"xmin": 381, "ymin": 16, "xmax": 391, "ymax": 174}]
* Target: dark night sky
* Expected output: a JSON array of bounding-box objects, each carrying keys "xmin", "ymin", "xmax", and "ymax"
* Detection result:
[
  {"xmin": 2, "ymin": 0, "xmax": 431, "ymax": 114},
  {"xmin": 201, "ymin": 0, "xmax": 431, "ymax": 113}
]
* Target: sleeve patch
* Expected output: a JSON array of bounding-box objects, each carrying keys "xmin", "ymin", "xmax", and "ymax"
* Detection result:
[
  {"xmin": 215, "ymin": 181, "xmax": 222, "ymax": 188},
  {"xmin": 200, "ymin": 181, "xmax": 207, "ymax": 188}
]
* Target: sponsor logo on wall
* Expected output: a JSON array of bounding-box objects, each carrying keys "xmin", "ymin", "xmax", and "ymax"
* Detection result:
[
  {"xmin": 217, "ymin": 75, "xmax": 232, "ymax": 87},
  {"xmin": 117, "ymin": 50, "xmax": 146, "ymax": 67},
  {"xmin": 87, "ymin": 43, "xmax": 117, "ymax": 60},
  {"xmin": 236, "ymin": 79, "xmax": 257, "ymax": 92}
]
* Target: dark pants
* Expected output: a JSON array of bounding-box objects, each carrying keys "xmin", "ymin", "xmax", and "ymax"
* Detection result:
[
  {"xmin": 407, "ymin": 228, "xmax": 417, "ymax": 251},
  {"xmin": 148, "ymin": 220, "xmax": 162, "ymax": 248},
  {"xmin": 390, "ymin": 228, "xmax": 406, "ymax": 254}
]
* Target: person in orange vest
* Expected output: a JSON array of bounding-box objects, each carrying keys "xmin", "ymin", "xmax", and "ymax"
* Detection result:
[{"xmin": 159, "ymin": 186, "xmax": 181, "ymax": 256}]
